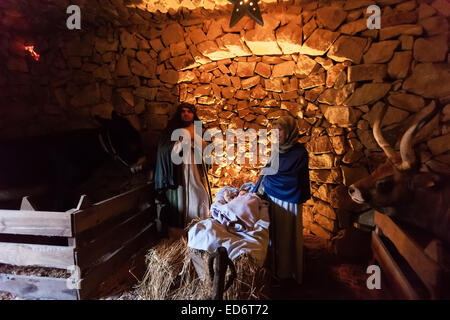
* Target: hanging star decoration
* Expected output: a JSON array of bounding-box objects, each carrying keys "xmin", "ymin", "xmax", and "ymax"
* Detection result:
[{"xmin": 228, "ymin": 0, "xmax": 264, "ymax": 28}]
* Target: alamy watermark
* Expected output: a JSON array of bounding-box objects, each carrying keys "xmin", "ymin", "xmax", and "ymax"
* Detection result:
[
  {"xmin": 65, "ymin": 5, "xmax": 381, "ymax": 31},
  {"xmin": 66, "ymin": 5, "xmax": 81, "ymax": 30},
  {"xmin": 367, "ymin": 5, "xmax": 381, "ymax": 30},
  {"xmin": 170, "ymin": 121, "xmax": 280, "ymax": 175},
  {"xmin": 366, "ymin": 265, "xmax": 381, "ymax": 290}
]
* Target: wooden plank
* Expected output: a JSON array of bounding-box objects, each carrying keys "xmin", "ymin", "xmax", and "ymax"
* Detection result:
[
  {"xmin": 0, "ymin": 242, "xmax": 75, "ymax": 269},
  {"xmin": 73, "ymin": 183, "xmax": 152, "ymax": 234},
  {"xmin": 372, "ymin": 231, "xmax": 420, "ymax": 299},
  {"xmin": 78, "ymin": 222, "xmax": 155, "ymax": 299},
  {"xmin": 75, "ymin": 206, "xmax": 154, "ymax": 270},
  {"xmin": 0, "ymin": 210, "xmax": 72, "ymax": 237},
  {"xmin": 73, "ymin": 201, "xmax": 155, "ymax": 248},
  {"xmin": 90, "ymin": 242, "xmax": 157, "ymax": 299},
  {"xmin": 374, "ymin": 211, "xmax": 442, "ymax": 298},
  {"xmin": 0, "ymin": 273, "xmax": 78, "ymax": 300}
]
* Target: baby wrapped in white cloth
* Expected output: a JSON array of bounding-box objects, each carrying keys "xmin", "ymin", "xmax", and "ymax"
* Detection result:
[
  {"xmin": 188, "ymin": 183, "xmax": 270, "ymax": 267},
  {"xmin": 210, "ymin": 184, "xmax": 264, "ymax": 233}
]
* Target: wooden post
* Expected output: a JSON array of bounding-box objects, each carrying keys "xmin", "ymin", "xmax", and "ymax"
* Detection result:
[
  {"xmin": 76, "ymin": 195, "xmax": 91, "ymax": 210},
  {"xmin": 20, "ymin": 196, "xmax": 38, "ymax": 211},
  {"xmin": 208, "ymin": 247, "xmax": 236, "ymax": 300}
]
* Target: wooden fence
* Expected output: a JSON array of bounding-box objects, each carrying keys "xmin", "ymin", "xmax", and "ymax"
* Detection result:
[
  {"xmin": 372, "ymin": 211, "xmax": 450, "ymax": 299},
  {"xmin": 0, "ymin": 183, "xmax": 157, "ymax": 300}
]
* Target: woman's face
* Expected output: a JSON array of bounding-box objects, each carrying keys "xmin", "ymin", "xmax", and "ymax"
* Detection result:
[{"xmin": 274, "ymin": 124, "xmax": 287, "ymax": 144}]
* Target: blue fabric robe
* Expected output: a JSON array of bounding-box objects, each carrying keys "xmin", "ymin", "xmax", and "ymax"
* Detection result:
[{"xmin": 253, "ymin": 143, "xmax": 310, "ymax": 204}]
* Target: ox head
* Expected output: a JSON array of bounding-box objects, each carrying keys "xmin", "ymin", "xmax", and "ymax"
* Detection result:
[{"xmin": 348, "ymin": 100, "xmax": 442, "ymax": 212}]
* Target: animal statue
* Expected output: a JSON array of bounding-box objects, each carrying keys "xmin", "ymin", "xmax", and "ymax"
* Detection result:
[
  {"xmin": 208, "ymin": 246, "xmax": 236, "ymax": 300},
  {"xmin": 0, "ymin": 111, "xmax": 145, "ymax": 210},
  {"xmin": 348, "ymin": 99, "xmax": 450, "ymax": 248}
]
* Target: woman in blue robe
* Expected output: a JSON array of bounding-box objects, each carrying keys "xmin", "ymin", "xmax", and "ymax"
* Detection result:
[{"xmin": 253, "ymin": 115, "xmax": 310, "ymax": 285}]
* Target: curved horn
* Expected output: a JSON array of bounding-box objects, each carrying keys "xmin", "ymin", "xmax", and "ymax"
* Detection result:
[
  {"xmin": 398, "ymin": 101, "xmax": 440, "ymax": 171},
  {"xmin": 372, "ymin": 102, "xmax": 397, "ymax": 162}
]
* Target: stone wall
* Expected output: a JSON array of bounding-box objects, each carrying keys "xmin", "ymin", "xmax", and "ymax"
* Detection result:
[{"xmin": 1, "ymin": 0, "xmax": 449, "ymax": 240}]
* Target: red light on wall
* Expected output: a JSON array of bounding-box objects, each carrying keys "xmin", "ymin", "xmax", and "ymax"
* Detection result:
[{"xmin": 24, "ymin": 45, "xmax": 40, "ymax": 61}]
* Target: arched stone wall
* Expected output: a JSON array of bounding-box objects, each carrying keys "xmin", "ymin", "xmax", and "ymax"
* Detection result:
[{"xmin": 1, "ymin": 0, "xmax": 449, "ymax": 240}]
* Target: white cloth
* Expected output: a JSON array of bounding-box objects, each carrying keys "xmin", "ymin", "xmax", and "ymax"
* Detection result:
[
  {"xmin": 182, "ymin": 161, "xmax": 209, "ymax": 224},
  {"xmin": 188, "ymin": 192, "xmax": 270, "ymax": 267},
  {"xmin": 210, "ymin": 193, "xmax": 263, "ymax": 232}
]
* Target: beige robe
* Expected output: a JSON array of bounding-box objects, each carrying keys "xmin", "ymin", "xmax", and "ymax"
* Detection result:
[
  {"xmin": 172, "ymin": 127, "xmax": 210, "ymax": 227},
  {"xmin": 182, "ymin": 154, "xmax": 210, "ymax": 225}
]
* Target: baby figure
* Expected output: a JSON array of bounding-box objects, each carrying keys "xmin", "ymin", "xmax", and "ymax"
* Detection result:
[
  {"xmin": 222, "ymin": 189, "xmax": 238, "ymax": 203},
  {"xmin": 222, "ymin": 187, "xmax": 250, "ymax": 203},
  {"xmin": 210, "ymin": 183, "xmax": 261, "ymax": 233}
]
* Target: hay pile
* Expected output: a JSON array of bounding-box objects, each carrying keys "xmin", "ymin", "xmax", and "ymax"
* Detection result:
[{"xmin": 137, "ymin": 237, "xmax": 270, "ymax": 300}]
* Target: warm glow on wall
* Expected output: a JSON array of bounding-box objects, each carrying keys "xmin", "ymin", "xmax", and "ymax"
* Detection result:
[{"xmin": 24, "ymin": 45, "xmax": 40, "ymax": 61}]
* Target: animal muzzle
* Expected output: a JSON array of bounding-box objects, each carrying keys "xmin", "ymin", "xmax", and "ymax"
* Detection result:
[
  {"xmin": 348, "ymin": 185, "xmax": 368, "ymax": 204},
  {"xmin": 130, "ymin": 156, "xmax": 147, "ymax": 174}
]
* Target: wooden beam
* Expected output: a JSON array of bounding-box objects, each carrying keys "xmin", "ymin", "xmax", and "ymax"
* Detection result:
[
  {"xmin": 0, "ymin": 242, "xmax": 75, "ymax": 269},
  {"xmin": 78, "ymin": 222, "xmax": 155, "ymax": 299},
  {"xmin": 73, "ymin": 183, "xmax": 152, "ymax": 234},
  {"xmin": 374, "ymin": 211, "xmax": 443, "ymax": 298},
  {"xmin": 75, "ymin": 206, "xmax": 154, "ymax": 270},
  {"xmin": 0, "ymin": 273, "xmax": 78, "ymax": 300},
  {"xmin": 372, "ymin": 231, "xmax": 420, "ymax": 299},
  {"xmin": 0, "ymin": 210, "xmax": 72, "ymax": 237}
]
